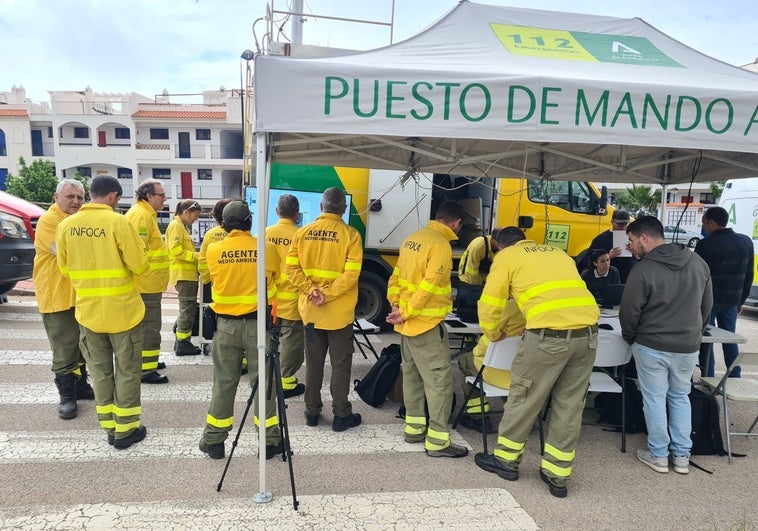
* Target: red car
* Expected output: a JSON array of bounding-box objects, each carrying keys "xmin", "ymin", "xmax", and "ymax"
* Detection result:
[{"xmin": 0, "ymin": 190, "xmax": 45, "ymax": 295}]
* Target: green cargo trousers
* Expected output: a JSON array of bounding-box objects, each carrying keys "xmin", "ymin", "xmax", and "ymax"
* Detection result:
[
  {"xmin": 174, "ymin": 280, "xmax": 198, "ymax": 339},
  {"xmin": 494, "ymin": 326, "xmax": 597, "ymax": 487},
  {"xmin": 42, "ymin": 308, "xmax": 84, "ymax": 375},
  {"xmin": 401, "ymin": 323, "xmax": 455, "ymax": 452},
  {"xmin": 203, "ymin": 316, "xmax": 280, "ymax": 446},
  {"xmin": 140, "ymin": 292, "xmax": 163, "ymax": 373},
  {"xmin": 303, "ymin": 323, "xmax": 354, "ymax": 418},
  {"xmin": 278, "ymin": 317, "xmax": 305, "ymax": 390},
  {"xmin": 79, "ymin": 323, "xmax": 143, "ymax": 441}
]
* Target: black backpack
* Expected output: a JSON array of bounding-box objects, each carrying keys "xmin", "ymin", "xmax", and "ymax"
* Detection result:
[
  {"xmin": 689, "ymin": 387, "xmax": 726, "ymax": 456},
  {"xmin": 354, "ymin": 344, "xmax": 402, "ymax": 408},
  {"xmin": 594, "ymin": 377, "xmax": 648, "ymax": 434}
]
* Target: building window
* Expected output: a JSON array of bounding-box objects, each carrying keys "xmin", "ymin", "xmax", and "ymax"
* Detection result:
[
  {"xmin": 115, "ymin": 128, "xmax": 130, "ymax": 139},
  {"xmin": 150, "ymin": 128, "xmax": 169, "ymax": 140},
  {"xmin": 77, "ymin": 167, "xmax": 92, "ymax": 177},
  {"xmin": 153, "ymin": 168, "xmax": 171, "ymax": 179},
  {"xmin": 198, "ymin": 169, "xmax": 213, "ymax": 180},
  {"xmin": 196, "ymin": 129, "xmax": 211, "ymax": 140},
  {"xmin": 117, "ymin": 167, "xmax": 133, "ymax": 179},
  {"xmin": 48, "ymin": 127, "xmax": 54, "ymax": 138},
  {"xmin": 700, "ymin": 193, "xmax": 714, "ymax": 204},
  {"xmin": 74, "ymin": 127, "xmax": 89, "ymax": 139}
]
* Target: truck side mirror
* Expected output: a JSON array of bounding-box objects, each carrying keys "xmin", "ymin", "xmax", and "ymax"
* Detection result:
[
  {"xmin": 599, "ymin": 186, "xmax": 609, "ymax": 213},
  {"xmin": 518, "ymin": 216, "xmax": 534, "ymax": 229}
]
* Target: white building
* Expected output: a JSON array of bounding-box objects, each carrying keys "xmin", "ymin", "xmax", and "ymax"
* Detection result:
[{"xmin": 0, "ymin": 85, "xmax": 245, "ymax": 213}]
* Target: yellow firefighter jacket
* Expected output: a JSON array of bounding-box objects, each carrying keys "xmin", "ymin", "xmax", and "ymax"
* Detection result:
[
  {"xmin": 266, "ymin": 218, "xmax": 300, "ymax": 321},
  {"xmin": 207, "ymin": 230, "xmax": 278, "ymax": 316},
  {"xmin": 472, "ymin": 298, "xmax": 526, "ymax": 389},
  {"xmin": 33, "ymin": 203, "xmax": 76, "ymax": 313},
  {"xmin": 124, "ymin": 200, "xmax": 169, "ymax": 294},
  {"xmin": 198, "ymin": 225, "xmax": 228, "ymax": 284},
  {"xmin": 166, "ymin": 215, "xmax": 199, "ymax": 285},
  {"xmin": 388, "ymin": 220, "xmax": 456, "ymax": 337},
  {"xmin": 458, "ymin": 235, "xmax": 496, "ymax": 285},
  {"xmin": 478, "ymin": 239, "xmax": 599, "ymax": 333},
  {"xmin": 285, "ymin": 213, "xmax": 363, "ymax": 330},
  {"xmin": 56, "ymin": 203, "xmax": 149, "ymax": 333}
]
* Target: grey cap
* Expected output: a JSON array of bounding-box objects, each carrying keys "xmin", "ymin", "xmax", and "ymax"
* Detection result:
[{"xmin": 222, "ymin": 201, "xmax": 251, "ymax": 222}]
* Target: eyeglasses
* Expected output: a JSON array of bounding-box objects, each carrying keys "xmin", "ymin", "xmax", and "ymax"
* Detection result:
[
  {"xmin": 191, "ymin": 201, "xmax": 201, "ymax": 210},
  {"xmin": 153, "ymin": 193, "xmax": 166, "ymax": 198}
]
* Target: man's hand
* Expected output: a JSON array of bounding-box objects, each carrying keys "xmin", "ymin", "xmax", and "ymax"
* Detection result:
[
  {"xmin": 609, "ymin": 247, "xmax": 622, "ymax": 259},
  {"xmin": 386, "ymin": 306, "xmax": 404, "ymax": 325},
  {"xmin": 309, "ymin": 288, "xmax": 325, "ymax": 307}
]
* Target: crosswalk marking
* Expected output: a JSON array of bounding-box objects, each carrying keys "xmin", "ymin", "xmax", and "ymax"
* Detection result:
[
  {"xmin": 0, "ymin": 425, "xmax": 471, "ymax": 462},
  {"xmin": 0, "ymin": 489, "xmax": 537, "ymax": 530}
]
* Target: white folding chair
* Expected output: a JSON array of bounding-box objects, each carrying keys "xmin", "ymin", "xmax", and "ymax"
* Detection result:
[
  {"xmin": 353, "ymin": 319, "xmax": 380, "ymax": 360},
  {"xmin": 701, "ymin": 351, "xmax": 758, "ymax": 463},
  {"xmin": 452, "ymin": 336, "xmax": 544, "ymax": 454},
  {"xmin": 586, "ymin": 326, "xmax": 633, "ymax": 452}
]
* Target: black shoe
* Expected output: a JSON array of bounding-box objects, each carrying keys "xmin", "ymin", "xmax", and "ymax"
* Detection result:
[
  {"xmin": 427, "ymin": 442, "xmax": 469, "ymax": 458},
  {"xmin": 113, "ymin": 425, "xmax": 147, "ymax": 450},
  {"xmin": 199, "ymin": 438, "xmax": 225, "ymax": 459},
  {"xmin": 332, "ymin": 413, "xmax": 362, "ymax": 432},
  {"xmin": 540, "ymin": 470, "xmax": 568, "ymax": 498},
  {"xmin": 265, "ymin": 442, "xmax": 283, "ymax": 460},
  {"xmin": 283, "ymin": 383, "xmax": 305, "ymax": 399},
  {"xmin": 141, "ymin": 371, "xmax": 169, "ymax": 384},
  {"xmin": 175, "ymin": 340, "xmax": 201, "ymax": 356},
  {"xmin": 458, "ymin": 414, "xmax": 498, "ymax": 434},
  {"xmin": 107, "ymin": 432, "xmax": 115, "ymax": 446},
  {"xmin": 240, "ymin": 364, "xmax": 248, "ymax": 376},
  {"xmin": 305, "ymin": 411, "xmax": 319, "ymax": 427},
  {"xmin": 157, "ymin": 362, "xmax": 166, "ymax": 370},
  {"xmin": 475, "ymin": 452, "xmax": 519, "ymax": 481},
  {"xmin": 76, "ymin": 367, "xmax": 95, "ymax": 400},
  {"xmin": 54, "ymin": 374, "xmax": 78, "ymax": 419}
]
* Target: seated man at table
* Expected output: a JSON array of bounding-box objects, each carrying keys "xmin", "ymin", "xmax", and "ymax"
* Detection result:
[{"xmin": 457, "ymin": 298, "xmax": 525, "ymax": 433}]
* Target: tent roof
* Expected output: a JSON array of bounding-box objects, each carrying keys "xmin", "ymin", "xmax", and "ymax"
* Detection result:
[{"xmin": 254, "ymin": 1, "xmax": 758, "ymax": 184}]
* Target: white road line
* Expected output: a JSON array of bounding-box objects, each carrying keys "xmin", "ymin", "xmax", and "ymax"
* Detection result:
[
  {"xmin": 0, "ymin": 489, "xmax": 537, "ymax": 530},
  {"xmin": 0, "ymin": 425, "xmax": 471, "ymax": 461},
  {"xmin": 0, "ymin": 382, "xmax": 365, "ymax": 405}
]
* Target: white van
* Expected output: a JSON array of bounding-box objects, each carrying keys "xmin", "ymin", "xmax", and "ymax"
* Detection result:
[{"xmin": 719, "ymin": 179, "xmax": 758, "ymax": 306}]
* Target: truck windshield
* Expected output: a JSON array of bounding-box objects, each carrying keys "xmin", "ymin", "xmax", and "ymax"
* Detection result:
[{"xmin": 527, "ymin": 179, "xmax": 594, "ymax": 214}]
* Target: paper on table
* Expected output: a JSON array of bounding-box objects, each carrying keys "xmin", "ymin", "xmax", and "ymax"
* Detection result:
[{"xmin": 612, "ymin": 230, "xmax": 632, "ymax": 257}]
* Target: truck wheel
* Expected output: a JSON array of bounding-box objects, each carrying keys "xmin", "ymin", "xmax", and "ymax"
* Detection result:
[
  {"xmin": 356, "ymin": 271, "xmax": 390, "ymax": 328},
  {"xmin": 0, "ymin": 282, "xmax": 17, "ymax": 296}
]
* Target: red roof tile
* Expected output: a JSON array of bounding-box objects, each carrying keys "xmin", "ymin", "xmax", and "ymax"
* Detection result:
[
  {"xmin": 0, "ymin": 109, "xmax": 29, "ymax": 117},
  {"xmin": 131, "ymin": 110, "xmax": 226, "ymax": 119}
]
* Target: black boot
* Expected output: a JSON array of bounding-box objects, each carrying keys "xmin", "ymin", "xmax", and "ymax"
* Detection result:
[
  {"xmin": 175, "ymin": 339, "xmax": 201, "ymax": 356},
  {"xmin": 76, "ymin": 365, "xmax": 95, "ymax": 400},
  {"xmin": 54, "ymin": 373, "xmax": 78, "ymax": 420}
]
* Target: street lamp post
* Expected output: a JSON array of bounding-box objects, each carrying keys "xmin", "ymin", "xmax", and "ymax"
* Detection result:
[{"xmin": 240, "ymin": 50, "xmax": 255, "ymax": 191}]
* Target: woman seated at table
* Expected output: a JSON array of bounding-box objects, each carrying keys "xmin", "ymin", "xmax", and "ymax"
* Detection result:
[{"xmin": 581, "ymin": 248, "xmax": 621, "ymax": 304}]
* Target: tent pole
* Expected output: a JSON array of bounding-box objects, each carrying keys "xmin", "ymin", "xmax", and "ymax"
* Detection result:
[{"xmin": 253, "ymin": 132, "xmax": 272, "ymax": 504}]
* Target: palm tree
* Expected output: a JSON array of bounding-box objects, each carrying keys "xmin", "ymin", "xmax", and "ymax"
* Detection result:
[{"xmin": 613, "ymin": 184, "xmax": 660, "ymax": 213}]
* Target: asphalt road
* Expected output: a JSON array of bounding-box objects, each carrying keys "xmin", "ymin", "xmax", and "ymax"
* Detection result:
[{"xmin": 0, "ymin": 291, "xmax": 756, "ymax": 530}]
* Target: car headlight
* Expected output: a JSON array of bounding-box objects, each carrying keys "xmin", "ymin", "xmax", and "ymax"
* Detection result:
[{"xmin": 0, "ymin": 212, "xmax": 31, "ymax": 239}]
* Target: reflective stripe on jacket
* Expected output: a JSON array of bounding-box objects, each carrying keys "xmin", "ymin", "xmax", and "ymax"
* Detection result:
[
  {"xmin": 266, "ymin": 218, "xmax": 300, "ymax": 321},
  {"xmin": 33, "ymin": 203, "xmax": 76, "ymax": 313},
  {"xmin": 56, "ymin": 203, "xmax": 148, "ymax": 333},
  {"xmin": 207, "ymin": 230, "xmax": 278, "ymax": 316},
  {"xmin": 388, "ymin": 220, "xmax": 456, "ymax": 337},
  {"xmin": 478, "ymin": 239, "xmax": 599, "ymax": 331},
  {"xmin": 166, "ymin": 215, "xmax": 198, "ymax": 285},
  {"xmin": 198, "ymin": 225, "xmax": 228, "ymax": 284},
  {"xmin": 124, "ymin": 200, "xmax": 169, "ymax": 294},
  {"xmin": 285, "ymin": 213, "xmax": 363, "ymax": 330}
]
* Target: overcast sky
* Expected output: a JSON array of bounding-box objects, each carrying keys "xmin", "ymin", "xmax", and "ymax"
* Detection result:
[{"xmin": 2, "ymin": 0, "xmax": 756, "ymax": 104}]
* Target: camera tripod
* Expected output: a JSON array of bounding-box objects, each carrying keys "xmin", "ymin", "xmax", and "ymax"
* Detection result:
[{"xmin": 216, "ymin": 318, "xmax": 299, "ymax": 510}]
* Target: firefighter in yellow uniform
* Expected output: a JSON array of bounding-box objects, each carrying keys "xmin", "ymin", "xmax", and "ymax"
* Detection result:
[
  {"xmin": 56, "ymin": 175, "xmax": 150, "ymax": 449},
  {"xmin": 167, "ymin": 199, "xmax": 203, "ymax": 356},
  {"xmin": 198, "ymin": 201, "xmax": 282, "ymax": 460},
  {"xmin": 457, "ymin": 298, "xmax": 525, "ymax": 433},
  {"xmin": 266, "ymin": 194, "xmax": 305, "ymax": 398},
  {"xmin": 474, "ymin": 227, "xmax": 599, "ymax": 498},
  {"xmin": 125, "ymin": 179, "xmax": 170, "ymax": 384},
  {"xmin": 33, "ymin": 179, "xmax": 93, "ymax": 419},
  {"xmin": 458, "ymin": 228, "xmax": 503, "ymax": 285},
  {"xmin": 286, "ymin": 187, "xmax": 363, "ymax": 431},
  {"xmin": 386, "ymin": 200, "xmax": 469, "ymax": 458}
]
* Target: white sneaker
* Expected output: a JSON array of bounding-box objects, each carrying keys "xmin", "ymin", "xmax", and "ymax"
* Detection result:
[
  {"xmin": 637, "ymin": 449, "xmax": 669, "ymax": 473},
  {"xmin": 669, "ymin": 454, "xmax": 689, "ymax": 474}
]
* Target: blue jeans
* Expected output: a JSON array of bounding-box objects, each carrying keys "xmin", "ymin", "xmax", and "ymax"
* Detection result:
[
  {"xmin": 632, "ymin": 343, "xmax": 698, "ymax": 458},
  {"xmin": 701, "ymin": 304, "xmax": 741, "ymax": 378}
]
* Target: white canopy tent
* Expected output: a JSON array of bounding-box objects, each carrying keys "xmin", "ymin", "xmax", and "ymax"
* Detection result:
[{"xmin": 249, "ymin": 1, "xmax": 758, "ymax": 499}]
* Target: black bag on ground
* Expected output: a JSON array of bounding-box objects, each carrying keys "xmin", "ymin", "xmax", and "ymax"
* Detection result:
[
  {"xmin": 354, "ymin": 344, "xmax": 402, "ymax": 408},
  {"xmin": 689, "ymin": 387, "xmax": 726, "ymax": 456},
  {"xmin": 190, "ymin": 303, "xmax": 216, "ymax": 340},
  {"xmin": 595, "ymin": 377, "xmax": 648, "ymax": 433}
]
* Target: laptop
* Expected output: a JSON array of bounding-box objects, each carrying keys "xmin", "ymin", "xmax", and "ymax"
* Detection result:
[{"xmin": 602, "ymin": 284, "xmax": 625, "ymax": 308}]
